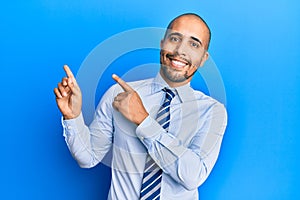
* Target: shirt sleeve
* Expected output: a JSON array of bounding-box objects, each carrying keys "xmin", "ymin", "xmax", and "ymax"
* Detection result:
[
  {"xmin": 136, "ymin": 102, "xmax": 227, "ymax": 190},
  {"xmin": 62, "ymin": 85, "xmax": 116, "ymax": 168}
]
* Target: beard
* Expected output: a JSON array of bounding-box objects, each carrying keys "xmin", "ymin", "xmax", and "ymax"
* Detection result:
[
  {"xmin": 160, "ymin": 50, "xmax": 198, "ymax": 83},
  {"xmin": 160, "ymin": 64, "xmax": 197, "ymax": 83}
]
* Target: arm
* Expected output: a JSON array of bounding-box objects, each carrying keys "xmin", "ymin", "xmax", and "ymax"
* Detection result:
[
  {"xmin": 54, "ymin": 65, "xmax": 113, "ymax": 168},
  {"xmin": 111, "ymin": 75, "xmax": 227, "ymax": 189},
  {"xmin": 62, "ymin": 88, "xmax": 114, "ymax": 168},
  {"xmin": 136, "ymin": 103, "xmax": 227, "ymax": 190}
]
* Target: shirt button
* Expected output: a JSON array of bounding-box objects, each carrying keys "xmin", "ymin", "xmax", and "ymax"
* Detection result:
[
  {"xmin": 140, "ymin": 136, "xmax": 144, "ymax": 140},
  {"xmin": 67, "ymin": 126, "xmax": 72, "ymax": 130}
]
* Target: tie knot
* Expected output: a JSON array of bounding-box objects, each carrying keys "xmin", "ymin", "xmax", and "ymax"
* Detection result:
[{"xmin": 162, "ymin": 88, "xmax": 175, "ymax": 101}]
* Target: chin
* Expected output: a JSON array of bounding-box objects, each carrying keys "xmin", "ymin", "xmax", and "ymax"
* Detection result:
[{"xmin": 161, "ymin": 64, "xmax": 189, "ymax": 83}]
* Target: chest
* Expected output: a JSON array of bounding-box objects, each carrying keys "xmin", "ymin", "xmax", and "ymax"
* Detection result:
[{"xmin": 112, "ymin": 94, "xmax": 207, "ymax": 153}]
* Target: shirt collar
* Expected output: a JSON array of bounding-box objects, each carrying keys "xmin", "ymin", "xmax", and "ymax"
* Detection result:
[{"xmin": 151, "ymin": 73, "xmax": 195, "ymax": 103}]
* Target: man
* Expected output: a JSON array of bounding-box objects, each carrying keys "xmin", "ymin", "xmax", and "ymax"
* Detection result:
[{"xmin": 54, "ymin": 13, "xmax": 227, "ymax": 200}]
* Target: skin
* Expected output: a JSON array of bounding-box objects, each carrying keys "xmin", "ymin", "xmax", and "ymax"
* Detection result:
[
  {"xmin": 54, "ymin": 65, "xmax": 82, "ymax": 120},
  {"xmin": 54, "ymin": 15, "xmax": 210, "ymax": 125},
  {"xmin": 160, "ymin": 15, "xmax": 209, "ymax": 88}
]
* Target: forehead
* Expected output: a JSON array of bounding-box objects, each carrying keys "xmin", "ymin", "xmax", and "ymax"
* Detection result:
[{"xmin": 168, "ymin": 16, "xmax": 208, "ymax": 42}]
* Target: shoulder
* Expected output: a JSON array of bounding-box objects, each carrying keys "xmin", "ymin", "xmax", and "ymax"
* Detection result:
[
  {"xmin": 191, "ymin": 89, "xmax": 228, "ymax": 134},
  {"xmin": 192, "ymin": 89, "xmax": 227, "ymax": 116}
]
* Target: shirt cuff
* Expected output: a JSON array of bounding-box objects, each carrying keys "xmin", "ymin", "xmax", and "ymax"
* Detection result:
[
  {"xmin": 62, "ymin": 112, "xmax": 85, "ymax": 136},
  {"xmin": 136, "ymin": 116, "xmax": 163, "ymax": 143},
  {"xmin": 136, "ymin": 116, "xmax": 187, "ymax": 158}
]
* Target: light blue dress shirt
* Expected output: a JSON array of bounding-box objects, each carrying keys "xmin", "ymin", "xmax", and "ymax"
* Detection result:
[{"xmin": 62, "ymin": 73, "xmax": 227, "ymax": 200}]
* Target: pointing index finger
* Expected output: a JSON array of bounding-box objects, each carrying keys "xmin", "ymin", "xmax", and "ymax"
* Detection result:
[
  {"xmin": 112, "ymin": 74, "xmax": 134, "ymax": 92},
  {"xmin": 63, "ymin": 65, "xmax": 74, "ymax": 79}
]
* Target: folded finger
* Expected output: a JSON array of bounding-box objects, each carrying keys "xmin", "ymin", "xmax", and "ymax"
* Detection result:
[
  {"xmin": 112, "ymin": 101, "xmax": 120, "ymax": 111},
  {"xmin": 58, "ymin": 82, "xmax": 70, "ymax": 97},
  {"xmin": 62, "ymin": 77, "xmax": 68, "ymax": 87},
  {"xmin": 54, "ymin": 88, "xmax": 63, "ymax": 99}
]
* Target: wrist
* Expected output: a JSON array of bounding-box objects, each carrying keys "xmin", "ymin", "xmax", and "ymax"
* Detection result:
[
  {"xmin": 135, "ymin": 112, "xmax": 149, "ymax": 125},
  {"xmin": 63, "ymin": 112, "xmax": 80, "ymax": 120},
  {"xmin": 63, "ymin": 115, "xmax": 75, "ymax": 120}
]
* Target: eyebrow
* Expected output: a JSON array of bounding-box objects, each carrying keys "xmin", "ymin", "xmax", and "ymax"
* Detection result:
[
  {"xmin": 190, "ymin": 36, "xmax": 203, "ymax": 46},
  {"xmin": 168, "ymin": 32, "xmax": 183, "ymax": 38},
  {"xmin": 168, "ymin": 32, "xmax": 203, "ymax": 46}
]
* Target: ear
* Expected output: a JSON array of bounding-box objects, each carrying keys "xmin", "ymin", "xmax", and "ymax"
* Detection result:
[
  {"xmin": 199, "ymin": 51, "xmax": 209, "ymax": 67},
  {"xmin": 160, "ymin": 39, "xmax": 164, "ymax": 49}
]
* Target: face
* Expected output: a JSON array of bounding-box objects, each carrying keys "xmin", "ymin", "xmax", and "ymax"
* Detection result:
[{"xmin": 160, "ymin": 16, "xmax": 209, "ymax": 87}]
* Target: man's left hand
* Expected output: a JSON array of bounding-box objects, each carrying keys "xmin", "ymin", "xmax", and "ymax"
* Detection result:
[{"xmin": 112, "ymin": 74, "xmax": 149, "ymax": 125}]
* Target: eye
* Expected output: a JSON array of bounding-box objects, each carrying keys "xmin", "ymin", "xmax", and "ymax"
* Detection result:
[
  {"xmin": 191, "ymin": 41, "xmax": 200, "ymax": 48},
  {"xmin": 169, "ymin": 36, "xmax": 180, "ymax": 42}
]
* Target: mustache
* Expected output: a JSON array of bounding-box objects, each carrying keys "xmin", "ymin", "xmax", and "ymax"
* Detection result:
[{"xmin": 165, "ymin": 52, "xmax": 192, "ymax": 66}]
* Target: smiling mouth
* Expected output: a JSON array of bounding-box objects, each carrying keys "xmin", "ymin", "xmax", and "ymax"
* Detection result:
[{"xmin": 166, "ymin": 54, "xmax": 190, "ymax": 69}]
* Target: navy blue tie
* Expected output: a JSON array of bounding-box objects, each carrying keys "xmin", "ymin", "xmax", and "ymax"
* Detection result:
[{"xmin": 139, "ymin": 88, "xmax": 175, "ymax": 200}]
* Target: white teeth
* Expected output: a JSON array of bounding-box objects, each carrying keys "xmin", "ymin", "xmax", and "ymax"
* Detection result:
[{"xmin": 171, "ymin": 60, "xmax": 186, "ymax": 67}]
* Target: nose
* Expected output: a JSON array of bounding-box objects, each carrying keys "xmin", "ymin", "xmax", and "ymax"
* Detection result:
[{"xmin": 175, "ymin": 41, "xmax": 187, "ymax": 56}]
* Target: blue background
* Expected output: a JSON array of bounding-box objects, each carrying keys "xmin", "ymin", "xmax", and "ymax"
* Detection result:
[{"xmin": 1, "ymin": 0, "xmax": 299, "ymax": 199}]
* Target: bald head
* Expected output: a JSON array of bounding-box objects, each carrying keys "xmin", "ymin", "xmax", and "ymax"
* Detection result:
[{"xmin": 165, "ymin": 13, "xmax": 211, "ymax": 50}]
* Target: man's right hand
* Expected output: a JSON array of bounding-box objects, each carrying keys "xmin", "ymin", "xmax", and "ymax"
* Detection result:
[{"xmin": 54, "ymin": 65, "xmax": 82, "ymax": 120}]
